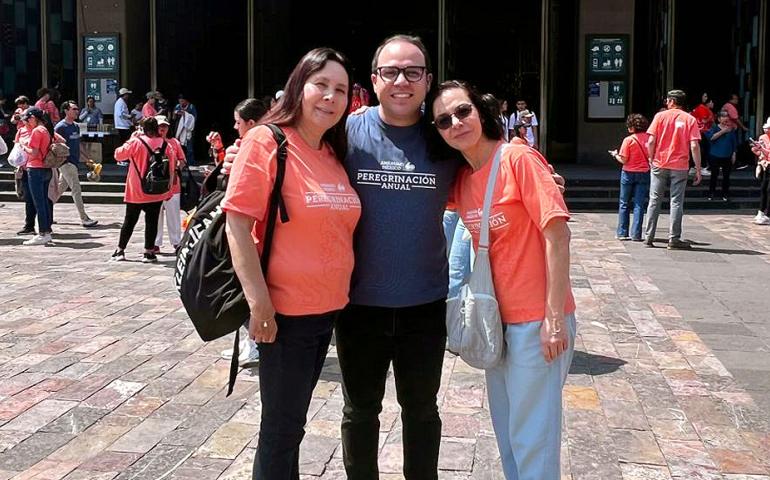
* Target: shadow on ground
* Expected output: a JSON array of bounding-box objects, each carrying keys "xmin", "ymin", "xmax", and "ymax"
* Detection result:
[{"xmin": 570, "ymin": 350, "xmax": 626, "ymax": 376}]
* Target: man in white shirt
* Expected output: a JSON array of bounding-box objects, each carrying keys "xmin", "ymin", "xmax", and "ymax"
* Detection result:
[
  {"xmin": 114, "ymin": 88, "xmax": 133, "ymax": 143},
  {"xmin": 508, "ymin": 99, "xmax": 539, "ymax": 149}
]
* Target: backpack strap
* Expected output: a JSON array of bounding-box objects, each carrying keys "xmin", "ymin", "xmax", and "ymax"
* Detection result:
[{"xmin": 226, "ymin": 123, "xmax": 290, "ymax": 397}]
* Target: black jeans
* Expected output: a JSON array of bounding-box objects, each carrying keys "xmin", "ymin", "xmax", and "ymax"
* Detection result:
[
  {"xmin": 118, "ymin": 201, "xmax": 162, "ymax": 250},
  {"xmin": 253, "ymin": 311, "xmax": 336, "ymax": 480},
  {"xmin": 760, "ymin": 168, "xmax": 770, "ymax": 214},
  {"xmin": 336, "ymin": 299, "xmax": 447, "ymax": 480},
  {"xmin": 708, "ymin": 155, "xmax": 733, "ymax": 197}
]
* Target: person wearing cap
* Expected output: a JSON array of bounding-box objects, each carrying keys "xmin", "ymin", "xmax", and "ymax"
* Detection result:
[
  {"xmin": 11, "ymin": 96, "xmax": 30, "ymax": 126},
  {"xmin": 142, "ymin": 92, "xmax": 159, "ymax": 119},
  {"xmin": 18, "ymin": 107, "xmax": 55, "ymax": 245},
  {"xmin": 114, "ymin": 88, "xmax": 133, "ymax": 143},
  {"xmin": 644, "ymin": 89, "xmax": 702, "ymax": 250},
  {"xmin": 271, "ymin": 89, "xmax": 284, "ymax": 108},
  {"xmin": 508, "ymin": 99, "xmax": 539, "ymax": 149},
  {"xmin": 154, "ymin": 115, "xmax": 185, "ymax": 252},
  {"xmin": 78, "ymin": 96, "xmax": 103, "ymax": 126},
  {"xmin": 34, "ymin": 88, "xmax": 60, "ymax": 124},
  {"xmin": 174, "ymin": 94, "xmax": 197, "ymax": 165},
  {"xmin": 55, "ymin": 100, "xmax": 99, "ymax": 228},
  {"xmin": 751, "ymin": 117, "xmax": 770, "ymax": 225}
]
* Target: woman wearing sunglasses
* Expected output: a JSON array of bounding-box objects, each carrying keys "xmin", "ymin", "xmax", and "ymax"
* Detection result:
[{"xmin": 429, "ymin": 80, "xmax": 576, "ymax": 480}]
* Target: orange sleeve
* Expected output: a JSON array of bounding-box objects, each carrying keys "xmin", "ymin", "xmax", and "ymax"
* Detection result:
[
  {"xmin": 689, "ymin": 117, "xmax": 702, "ymax": 141},
  {"xmin": 619, "ymin": 136, "xmax": 632, "ymax": 159},
  {"xmin": 114, "ymin": 138, "xmax": 138, "ymax": 161},
  {"xmin": 509, "ymin": 150, "xmax": 570, "ymax": 232},
  {"xmin": 222, "ymin": 126, "xmax": 277, "ymax": 222}
]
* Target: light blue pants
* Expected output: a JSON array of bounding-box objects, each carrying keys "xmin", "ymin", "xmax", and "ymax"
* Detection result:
[
  {"xmin": 443, "ymin": 210, "xmax": 473, "ymax": 298},
  {"xmin": 485, "ymin": 313, "xmax": 577, "ymax": 480}
]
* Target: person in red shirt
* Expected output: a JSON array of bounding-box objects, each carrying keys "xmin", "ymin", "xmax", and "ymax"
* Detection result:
[
  {"xmin": 110, "ymin": 116, "xmax": 178, "ymax": 263},
  {"xmin": 431, "ymin": 80, "xmax": 574, "ymax": 480},
  {"xmin": 141, "ymin": 92, "xmax": 159, "ymax": 119},
  {"xmin": 721, "ymin": 93, "xmax": 748, "ymax": 133},
  {"xmin": 691, "ymin": 94, "xmax": 715, "ymax": 173},
  {"xmin": 34, "ymin": 88, "xmax": 60, "ymax": 124},
  {"xmin": 153, "ymin": 115, "xmax": 186, "ymax": 253},
  {"xmin": 644, "ymin": 89, "xmax": 702, "ymax": 249},
  {"xmin": 223, "ymin": 47, "xmax": 361, "ymax": 479},
  {"xmin": 609, "ymin": 113, "xmax": 651, "ymax": 241},
  {"xmin": 18, "ymin": 108, "xmax": 54, "ymax": 245},
  {"xmin": 751, "ymin": 117, "xmax": 770, "ymax": 224}
]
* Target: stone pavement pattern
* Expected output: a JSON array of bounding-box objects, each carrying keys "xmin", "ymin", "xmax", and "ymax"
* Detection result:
[{"xmin": 0, "ymin": 203, "xmax": 768, "ymax": 480}]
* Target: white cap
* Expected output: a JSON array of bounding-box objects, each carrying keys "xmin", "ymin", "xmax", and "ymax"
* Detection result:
[
  {"xmin": 275, "ymin": 90, "xmax": 285, "ymax": 100},
  {"xmin": 763, "ymin": 116, "xmax": 770, "ymax": 130},
  {"xmin": 155, "ymin": 115, "xmax": 170, "ymax": 126},
  {"xmin": 118, "ymin": 88, "xmax": 132, "ymax": 95}
]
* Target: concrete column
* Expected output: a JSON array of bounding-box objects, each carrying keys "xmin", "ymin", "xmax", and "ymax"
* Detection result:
[
  {"xmin": 438, "ymin": 0, "xmax": 446, "ymax": 83},
  {"xmin": 41, "ymin": 0, "xmax": 49, "ymax": 87},
  {"xmin": 539, "ymin": 0, "xmax": 549, "ymax": 156}
]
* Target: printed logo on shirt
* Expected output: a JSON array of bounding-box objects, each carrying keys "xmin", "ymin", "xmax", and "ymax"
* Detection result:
[
  {"xmin": 463, "ymin": 207, "xmax": 508, "ymax": 233},
  {"xmin": 304, "ymin": 183, "xmax": 361, "ymax": 211},
  {"xmin": 355, "ymin": 169, "xmax": 437, "ymax": 191}
]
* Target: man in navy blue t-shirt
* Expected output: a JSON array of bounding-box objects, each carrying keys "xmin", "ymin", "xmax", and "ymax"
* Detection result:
[
  {"xmin": 54, "ymin": 101, "xmax": 98, "ymax": 227},
  {"xmin": 336, "ymin": 35, "xmax": 462, "ymax": 480}
]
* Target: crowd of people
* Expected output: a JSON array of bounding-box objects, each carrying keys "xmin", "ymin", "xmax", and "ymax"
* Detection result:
[
  {"xmin": 611, "ymin": 90, "xmax": 770, "ymax": 247},
  {"xmin": 8, "ymin": 31, "xmax": 768, "ymax": 480}
]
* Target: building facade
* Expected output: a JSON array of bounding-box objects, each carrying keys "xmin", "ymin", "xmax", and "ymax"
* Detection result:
[{"xmin": 1, "ymin": 0, "xmax": 767, "ymax": 163}]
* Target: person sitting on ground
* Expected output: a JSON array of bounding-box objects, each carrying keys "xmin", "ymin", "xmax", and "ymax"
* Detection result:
[
  {"xmin": 751, "ymin": 117, "xmax": 770, "ymax": 225},
  {"xmin": 609, "ymin": 113, "xmax": 651, "ymax": 241},
  {"xmin": 703, "ymin": 110, "xmax": 738, "ymax": 201}
]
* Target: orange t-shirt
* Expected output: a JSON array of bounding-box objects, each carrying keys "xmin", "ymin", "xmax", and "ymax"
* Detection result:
[
  {"xmin": 721, "ymin": 102, "xmax": 740, "ymax": 129},
  {"xmin": 142, "ymin": 102, "xmax": 158, "ymax": 119},
  {"xmin": 114, "ymin": 135, "xmax": 178, "ymax": 204},
  {"xmin": 166, "ymin": 137, "xmax": 186, "ymax": 195},
  {"xmin": 453, "ymin": 143, "xmax": 576, "ymax": 324},
  {"xmin": 34, "ymin": 99, "xmax": 60, "ymax": 123},
  {"xmin": 509, "ymin": 136, "xmax": 528, "ymax": 146},
  {"xmin": 619, "ymin": 132, "xmax": 651, "ymax": 172},
  {"xmin": 647, "ymin": 108, "xmax": 700, "ymax": 171},
  {"xmin": 222, "ymin": 125, "xmax": 362, "ymax": 316},
  {"xmin": 26, "ymin": 125, "xmax": 52, "ymax": 169}
]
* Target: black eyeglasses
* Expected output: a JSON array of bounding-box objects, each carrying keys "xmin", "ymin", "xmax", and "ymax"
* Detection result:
[
  {"xmin": 375, "ymin": 66, "xmax": 427, "ymax": 83},
  {"xmin": 433, "ymin": 103, "xmax": 474, "ymax": 130}
]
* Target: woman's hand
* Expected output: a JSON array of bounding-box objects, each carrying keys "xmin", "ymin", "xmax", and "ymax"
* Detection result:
[
  {"xmin": 540, "ymin": 315, "xmax": 569, "ymax": 363},
  {"xmin": 221, "ymin": 142, "xmax": 240, "ymax": 175},
  {"xmin": 248, "ymin": 312, "xmax": 277, "ymax": 343}
]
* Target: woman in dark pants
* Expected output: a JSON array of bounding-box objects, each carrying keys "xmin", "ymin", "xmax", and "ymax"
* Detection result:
[
  {"xmin": 110, "ymin": 117, "xmax": 178, "ymax": 263},
  {"xmin": 222, "ymin": 48, "xmax": 361, "ymax": 480},
  {"xmin": 704, "ymin": 110, "xmax": 738, "ymax": 201},
  {"xmin": 18, "ymin": 108, "xmax": 54, "ymax": 246}
]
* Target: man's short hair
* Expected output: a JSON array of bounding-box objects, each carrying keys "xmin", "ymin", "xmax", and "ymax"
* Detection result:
[
  {"xmin": 371, "ymin": 34, "xmax": 432, "ymax": 74},
  {"xmin": 666, "ymin": 89, "xmax": 687, "ymax": 107},
  {"xmin": 717, "ymin": 110, "xmax": 729, "ymax": 117}
]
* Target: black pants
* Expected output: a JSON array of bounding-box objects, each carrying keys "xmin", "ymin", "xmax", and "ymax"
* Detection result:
[
  {"xmin": 253, "ymin": 311, "xmax": 336, "ymax": 480},
  {"xmin": 708, "ymin": 155, "xmax": 733, "ymax": 197},
  {"xmin": 118, "ymin": 201, "xmax": 162, "ymax": 250},
  {"xmin": 760, "ymin": 168, "xmax": 770, "ymax": 214},
  {"xmin": 336, "ymin": 299, "xmax": 447, "ymax": 480}
]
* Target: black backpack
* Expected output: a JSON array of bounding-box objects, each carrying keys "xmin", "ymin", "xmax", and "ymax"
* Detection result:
[
  {"xmin": 133, "ymin": 138, "xmax": 171, "ymax": 195},
  {"xmin": 178, "ymin": 164, "xmax": 201, "ymax": 212},
  {"xmin": 174, "ymin": 124, "xmax": 288, "ymax": 396}
]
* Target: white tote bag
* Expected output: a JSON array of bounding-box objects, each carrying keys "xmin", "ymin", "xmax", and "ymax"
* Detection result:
[
  {"xmin": 446, "ymin": 145, "xmax": 504, "ymax": 370},
  {"xmin": 8, "ymin": 143, "xmax": 27, "ymax": 168}
]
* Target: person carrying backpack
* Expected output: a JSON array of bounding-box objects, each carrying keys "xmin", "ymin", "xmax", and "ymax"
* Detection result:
[{"xmin": 111, "ymin": 116, "xmax": 178, "ymax": 263}]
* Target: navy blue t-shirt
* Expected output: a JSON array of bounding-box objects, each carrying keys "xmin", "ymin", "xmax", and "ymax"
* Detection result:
[
  {"xmin": 704, "ymin": 124, "xmax": 738, "ymax": 158},
  {"xmin": 54, "ymin": 120, "xmax": 80, "ymax": 165},
  {"xmin": 345, "ymin": 107, "xmax": 462, "ymax": 307}
]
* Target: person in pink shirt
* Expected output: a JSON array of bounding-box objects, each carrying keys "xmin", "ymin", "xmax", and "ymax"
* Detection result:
[
  {"xmin": 644, "ymin": 89, "xmax": 702, "ymax": 249},
  {"xmin": 141, "ymin": 92, "xmax": 159, "ymax": 119},
  {"xmin": 153, "ymin": 115, "xmax": 185, "ymax": 253},
  {"xmin": 721, "ymin": 93, "xmax": 748, "ymax": 133},
  {"xmin": 110, "ymin": 116, "xmax": 178, "ymax": 263},
  {"xmin": 18, "ymin": 107, "xmax": 54, "ymax": 246},
  {"xmin": 609, "ymin": 113, "xmax": 651, "ymax": 241},
  {"xmin": 34, "ymin": 88, "xmax": 60, "ymax": 124}
]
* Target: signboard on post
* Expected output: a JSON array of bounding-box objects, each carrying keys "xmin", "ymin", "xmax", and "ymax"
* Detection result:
[
  {"xmin": 84, "ymin": 35, "xmax": 119, "ymax": 74},
  {"xmin": 586, "ymin": 34, "xmax": 629, "ymax": 121}
]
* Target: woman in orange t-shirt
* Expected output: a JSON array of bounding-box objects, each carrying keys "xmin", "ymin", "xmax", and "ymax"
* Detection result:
[
  {"xmin": 609, "ymin": 113, "xmax": 651, "ymax": 241},
  {"xmin": 18, "ymin": 107, "xmax": 55, "ymax": 246},
  {"xmin": 430, "ymin": 80, "xmax": 575, "ymax": 480},
  {"xmin": 110, "ymin": 116, "xmax": 177, "ymax": 263},
  {"xmin": 222, "ymin": 48, "xmax": 361, "ymax": 478}
]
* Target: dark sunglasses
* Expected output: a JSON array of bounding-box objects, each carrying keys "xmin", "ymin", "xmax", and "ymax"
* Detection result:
[
  {"xmin": 433, "ymin": 103, "xmax": 474, "ymax": 130},
  {"xmin": 375, "ymin": 66, "xmax": 427, "ymax": 83}
]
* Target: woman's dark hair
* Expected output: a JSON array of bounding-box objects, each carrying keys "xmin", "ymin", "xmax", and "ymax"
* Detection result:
[
  {"xmin": 260, "ymin": 47, "xmax": 352, "ymax": 161},
  {"xmin": 36, "ymin": 87, "xmax": 50, "ymax": 98},
  {"xmin": 430, "ymin": 80, "xmax": 503, "ymax": 141},
  {"xmin": 140, "ymin": 116, "xmax": 160, "ymax": 137},
  {"xmin": 626, "ymin": 113, "xmax": 649, "ymax": 133},
  {"xmin": 235, "ymin": 97, "xmax": 268, "ymax": 123},
  {"xmin": 371, "ymin": 34, "xmax": 432, "ymax": 74},
  {"xmin": 481, "ymin": 93, "xmax": 501, "ymax": 119}
]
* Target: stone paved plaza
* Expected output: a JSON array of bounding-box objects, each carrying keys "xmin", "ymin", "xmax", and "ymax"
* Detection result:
[{"xmin": 0, "ymin": 202, "xmax": 768, "ymax": 480}]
